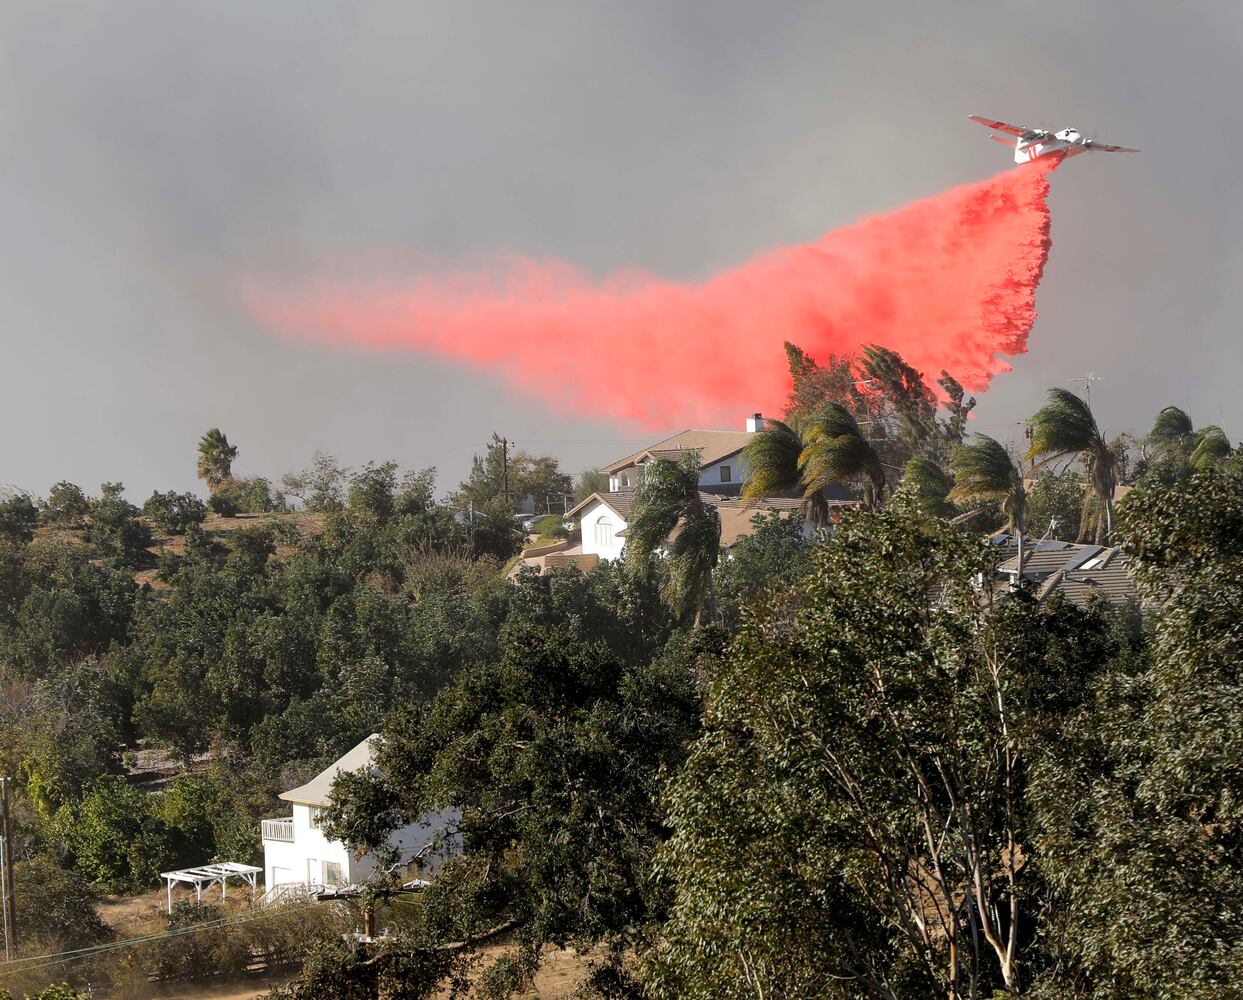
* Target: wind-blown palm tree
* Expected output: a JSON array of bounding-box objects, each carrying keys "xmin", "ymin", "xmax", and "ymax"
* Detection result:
[
  {"xmin": 1026, "ymin": 388, "xmax": 1116, "ymax": 544},
  {"xmin": 949, "ymin": 434, "xmax": 1027, "ymax": 575},
  {"xmin": 1148, "ymin": 405, "xmax": 1194, "ymax": 452},
  {"xmin": 1145, "ymin": 405, "xmax": 1232, "ymax": 475},
  {"xmin": 1190, "ymin": 425, "xmax": 1232, "ymax": 471},
  {"xmin": 741, "ymin": 404, "xmax": 886, "ymax": 519},
  {"xmin": 196, "ymin": 428, "xmax": 238, "ymax": 492},
  {"xmin": 625, "ymin": 454, "xmax": 722, "ymax": 626},
  {"xmin": 800, "ymin": 404, "xmax": 887, "ymax": 509},
  {"xmin": 899, "ymin": 455, "xmax": 956, "ymax": 518}
]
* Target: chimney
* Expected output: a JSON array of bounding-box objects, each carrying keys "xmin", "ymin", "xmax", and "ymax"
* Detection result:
[{"xmin": 745, "ymin": 412, "xmax": 764, "ymax": 433}]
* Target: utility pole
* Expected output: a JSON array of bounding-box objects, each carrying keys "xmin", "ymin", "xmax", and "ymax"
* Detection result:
[
  {"xmin": 1, "ymin": 776, "xmax": 16, "ymax": 957},
  {"xmin": 491, "ymin": 433, "xmax": 512, "ymax": 507}
]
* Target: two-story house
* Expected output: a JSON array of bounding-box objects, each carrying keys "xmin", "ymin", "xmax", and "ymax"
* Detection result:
[{"xmin": 261, "ymin": 735, "xmax": 456, "ymax": 891}]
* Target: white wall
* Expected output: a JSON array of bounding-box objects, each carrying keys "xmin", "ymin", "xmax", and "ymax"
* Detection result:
[
  {"xmin": 698, "ymin": 454, "xmax": 749, "ymax": 488},
  {"xmin": 263, "ymin": 803, "xmax": 461, "ymax": 889},
  {"xmin": 579, "ymin": 501, "xmax": 627, "ymax": 562}
]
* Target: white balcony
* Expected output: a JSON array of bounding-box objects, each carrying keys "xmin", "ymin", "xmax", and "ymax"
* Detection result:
[{"xmin": 261, "ymin": 817, "xmax": 294, "ymax": 843}]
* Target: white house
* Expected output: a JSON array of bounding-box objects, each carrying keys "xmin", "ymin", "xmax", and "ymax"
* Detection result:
[{"xmin": 261, "ymin": 735, "xmax": 456, "ymax": 891}]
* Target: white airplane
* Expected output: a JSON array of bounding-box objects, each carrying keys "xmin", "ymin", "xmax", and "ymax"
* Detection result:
[{"xmin": 969, "ymin": 115, "xmax": 1139, "ymax": 164}]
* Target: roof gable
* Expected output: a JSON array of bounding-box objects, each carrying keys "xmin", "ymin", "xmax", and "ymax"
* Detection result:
[
  {"xmin": 279, "ymin": 734, "xmax": 379, "ymax": 808},
  {"xmin": 602, "ymin": 429, "xmax": 754, "ymax": 475}
]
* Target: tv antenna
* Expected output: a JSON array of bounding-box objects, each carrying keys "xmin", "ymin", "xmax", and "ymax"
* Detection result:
[{"xmin": 1069, "ymin": 372, "xmax": 1106, "ymax": 408}]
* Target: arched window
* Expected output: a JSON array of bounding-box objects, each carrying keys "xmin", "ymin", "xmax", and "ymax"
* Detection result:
[{"xmin": 594, "ymin": 517, "xmax": 612, "ymax": 547}]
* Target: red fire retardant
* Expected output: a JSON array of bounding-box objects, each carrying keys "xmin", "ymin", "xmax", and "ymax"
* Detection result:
[{"xmin": 248, "ymin": 160, "xmax": 1057, "ymax": 429}]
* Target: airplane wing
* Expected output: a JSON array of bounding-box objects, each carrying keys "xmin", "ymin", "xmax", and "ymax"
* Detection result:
[
  {"xmin": 1088, "ymin": 142, "xmax": 1140, "ymax": 153},
  {"xmin": 969, "ymin": 115, "xmax": 1037, "ymax": 138}
]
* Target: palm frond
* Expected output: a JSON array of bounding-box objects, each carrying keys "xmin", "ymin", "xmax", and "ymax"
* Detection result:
[
  {"xmin": 1026, "ymin": 387, "xmax": 1101, "ymax": 464},
  {"xmin": 1191, "ymin": 425, "xmax": 1232, "ymax": 471},
  {"xmin": 1149, "ymin": 405, "xmax": 1194, "ymax": 445},
  {"xmin": 740, "ymin": 420, "xmax": 803, "ymax": 507},
  {"xmin": 664, "ymin": 503, "xmax": 721, "ymax": 619},
  {"xmin": 949, "ymin": 434, "xmax": 1023, "ymax": 532},
  {"xmin": 799, "ymin": 403, "xmax": 885, "ymax": 503},
  {"xmin": 623, "ymin": 456, "xmax": 698, "ymax": 580},
  {"xmin": 899, "ymin": 456, "xmax": 956, "ymax": 518}
]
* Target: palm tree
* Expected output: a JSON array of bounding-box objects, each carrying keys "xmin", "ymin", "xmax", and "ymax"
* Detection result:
[
  {"xmin": 899, "ymin": 455, "xmax": 956, "ymax": 518},
  {"xmin": 1145, "ymin": 405, "xmax": 1232, "ymax": 475},
  {"xmin": 625, "ymin": 454, "xmax": 722, "ymax": 626},
  {"xmin": 949, "ymin": 434, "xmax": 1027, "ymax": 576},
  {"xmin": 1026, "ymin": 388, "xmax": 1116, "ymax": 544},
  {"xmin": 196, "ymin": 428, "xmax": 238, "ymax": 492},
  {"xmin": 1190, "ymin": 425, "xmax": 1232, "ymax": 471},
  {"xmin": 1148, "ymin": 405, "xmax": 1194, "ymax": 452},
  {"xmin": 741, "ymin": 404, "xmax": 886, "ymax": 520},
  {"xmin": 800, "ymin": 404, "xmax": 887, "ymax": 509}
]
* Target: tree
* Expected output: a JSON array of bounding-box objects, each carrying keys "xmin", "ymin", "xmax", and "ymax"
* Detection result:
[
  {"xmin": 646, "ymin": 503, "xmax": 1115, "ymax": 1000},
  {"xmin": 800, "ymin": 403, "xmax": 887, "ymax": 509},
  {"xmin": 14, "ymin": 856, "xmax": 112, "ymax": 952},
  {"xmin": 713, "ymin": 511, "xmax": 812, "ymax": 630},
  {"xmin": 85, "ymin": 484, "xmax": 151, "ymax": 566},
  {"xmin": 143, "ymin": 490, "xmax": 207, "ymax": 534},
  {"xmin": 282, "ymin": 452, "xmax": 351, "ymax": 512},
  {"xmin": 0, "ymin": 494, "xmax": 38, "ymax": 544},
  {"xmin": 40, "ymin": 482, "xmax": 90, "ymax": 527},
  {"xmin": 741, "ymin": 404, "xmax": 885, "ymax": 521},
  {"xmin": 1141, "ymin": 405, "xmax": 1233, "ymax": 481},
  {"xmin": 320, "ymin": 574, "xmax": 698, "ymax": 991},
  {"xmin": 896, "ymin": 455, "xmax": 956, "ymax": 518},
  {"xmin": 1029, "ymin": 469, "xmax": 1243, "ymax": 997},
  {"xmin": 950, "ymin": 434, "xmax": 1027, "ymax": 573},
  {"xmin": 1024, "ymin": 469, "xmax": 1086, "ymax": 541},
  {"xmin": 196, "ymin": 428, "xmax": 238, "ymax": 492},
  {"xmin": 574, "ymin": 468, "xmax": 610, "ymax": 502},
  {"xmin": 1026, "ymin": 387, "xmax": 1118, "ymax": 544},
  {"xmin": 625, "ymin": 454, "xmax": 722, "ymax": 625}
]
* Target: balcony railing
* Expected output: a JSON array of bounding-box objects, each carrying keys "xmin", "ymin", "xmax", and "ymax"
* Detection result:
[{"xmin": 261, "ymin": 817, "xmax": 294, "ymax": 843}]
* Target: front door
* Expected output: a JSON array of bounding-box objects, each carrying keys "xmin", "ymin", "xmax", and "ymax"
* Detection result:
[{"xmin": 306, "ymin": 858, "xmax": 319, "ymax": 885}]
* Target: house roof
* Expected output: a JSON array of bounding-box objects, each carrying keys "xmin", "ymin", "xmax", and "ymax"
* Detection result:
[
  {"xmin": 566, "ymin": 485, "xmax": 856, "ymax": 523},
  {"xmin": 601, "ymin": 429, "xmax": 755, "ymax": 475},
  {"xmin": 1035, "ymin": 548, "xmax": 1138, "ymax": 608},
  {"xmin": 279, "ymin": 734, "xmax": 379, "ymax": 808}
]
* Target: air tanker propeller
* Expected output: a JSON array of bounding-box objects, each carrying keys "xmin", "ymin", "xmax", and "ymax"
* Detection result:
[{"xmin": 970, "ymin": 115, "xmax": 1139, "ymax": 164}]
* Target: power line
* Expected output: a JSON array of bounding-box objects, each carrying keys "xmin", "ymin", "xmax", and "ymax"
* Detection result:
[{"xmin": 0, "ymin": 900, "xmax": 313, "ymax": 978}]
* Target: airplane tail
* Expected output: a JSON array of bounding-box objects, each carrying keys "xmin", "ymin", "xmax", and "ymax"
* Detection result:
[{"xmin": 991, "ymin": 133, "xmax": 1028, "ymax": 164}]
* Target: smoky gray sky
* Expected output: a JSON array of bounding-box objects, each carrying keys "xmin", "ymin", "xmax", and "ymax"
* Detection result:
[{"xmin": 2, "ymin": 1, "xmax": 1241, "ymax": 500}]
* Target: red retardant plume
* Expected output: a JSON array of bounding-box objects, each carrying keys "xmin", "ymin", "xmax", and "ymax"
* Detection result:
[{"xmin": 248, "ymin": 161, "xmax": 1056, "ymax": 430}]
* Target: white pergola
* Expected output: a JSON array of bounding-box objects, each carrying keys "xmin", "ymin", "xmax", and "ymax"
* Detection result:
[{"xmin": 160, "ymin": 862, "xmax": 262, "ymax": 913}]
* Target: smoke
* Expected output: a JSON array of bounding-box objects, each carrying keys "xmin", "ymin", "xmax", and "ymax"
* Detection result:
[{"xmin": 247, "ymin": 161, "xmax": 1055, "ymax": 430}]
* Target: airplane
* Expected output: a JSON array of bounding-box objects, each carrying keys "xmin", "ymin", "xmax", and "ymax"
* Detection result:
[{"xmin": 969, "ymin": 115, "xmax": 1139, "ymax": 164}]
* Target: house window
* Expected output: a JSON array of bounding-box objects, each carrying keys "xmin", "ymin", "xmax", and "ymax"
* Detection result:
[
  {"xmin": 594, "ymin": 517, "xmax": 612, "ymax": 547},
  {"xmin": 309, "ymin": 806, "xmax": 325, "ymax": 829},
  {"xmin": 323, "ymin": 861, "xmax": 344, "ymax": 885},
  {"xmin": 720, "ymin": 465, "xmax": 732, "ymax": 483}
]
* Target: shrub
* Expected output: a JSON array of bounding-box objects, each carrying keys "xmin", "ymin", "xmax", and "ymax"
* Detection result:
[
  {"xmin": 210, "ymin": 477, "xmax": 284, "ymax": 516},
  {"xmin": 534, "ymin": 515, "xmax": 568, "ymax": 540},
  {"xmin": 143, "ymin": 491, "xmax": 208, "ymax": 535},
  {"xmin": 41, "ymin": 482, "xmax": 90, "ymax": 526}
]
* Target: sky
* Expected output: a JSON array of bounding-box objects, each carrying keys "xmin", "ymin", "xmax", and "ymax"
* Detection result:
[{"xmin": 2, "ymin": 1, "xmax": 1241, "ymax": 499}]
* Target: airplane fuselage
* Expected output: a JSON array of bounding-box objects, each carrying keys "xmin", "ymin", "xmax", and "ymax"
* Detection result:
[{"xmin": 1014, "ymin": 127, "xmax": 1086, "ymax": 164}]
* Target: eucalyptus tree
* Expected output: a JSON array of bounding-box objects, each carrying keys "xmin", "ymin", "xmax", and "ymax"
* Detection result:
[
  {"xmin": 625, "ymin": 453, "xmax": 722, "ymax": 626},
  {"xmin": 646, "ymin": 502, "xmax": 1115, "ymax": 1000},
  {"xmin": 1026, "ymin": 387, "xmax": 1117, "ymax": 544},
  {"xmin": 195, "ymin": 428, "xmax": 237, "ymax": 492},
  {"xmin": 950, "ymin": 434, "xmax": 1027, "ymax": 573}
]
